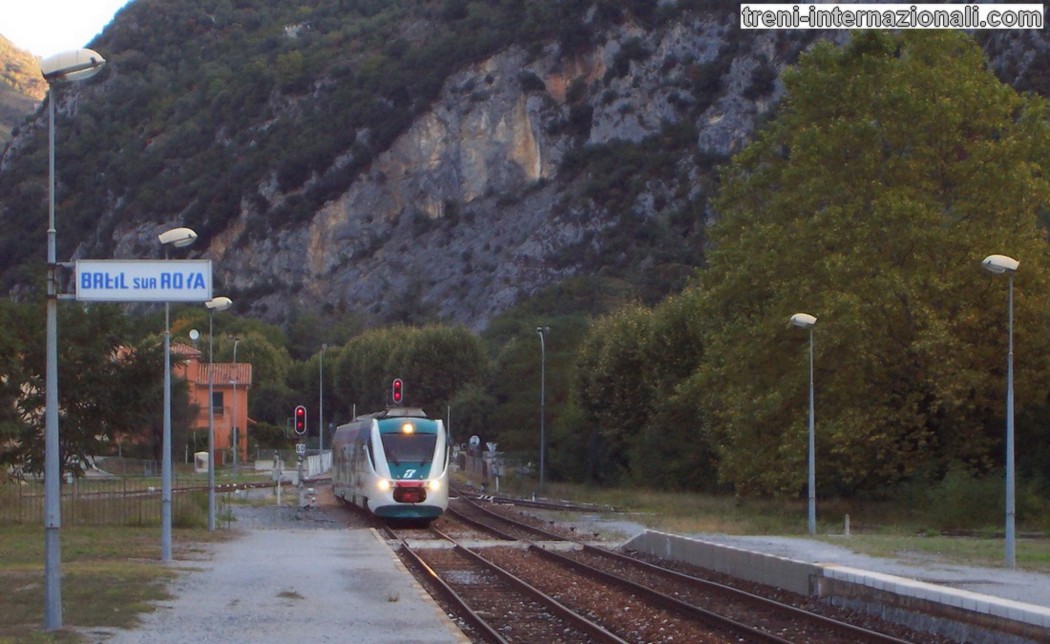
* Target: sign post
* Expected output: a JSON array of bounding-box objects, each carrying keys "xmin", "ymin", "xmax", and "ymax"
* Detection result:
[{"xmin": 72, "ymin": 257, "xmax": 212, "ymax": 566}]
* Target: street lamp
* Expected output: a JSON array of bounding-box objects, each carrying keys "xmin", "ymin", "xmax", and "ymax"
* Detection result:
[
  {"xmin": 319, "ymin": 343, "xmax": 327, "ymax": 471},
  {"xmin": 204, "ymin": 296, "xmax": 232, "ymax": 531},
  {"xmin": 982, "ymin": 253, "xmax": 1019, "ymax": 569},
  {"xmin": 158, "ymin": 226, "xmax": 197, "ymax": 562},
  {"xmin": 536, "ymin": 326, "xmax": 549, "ymax": 490},
  {"xmin": 232, "ymin": 337, "xmax": 240, "ymax": 474},
  {"xmin": 789, "ymin": 312, "xmax": 817, "ymax": 537},
  {"xmin": 40, "ymin": 47, "xmax": 105, "ymax": 631}
]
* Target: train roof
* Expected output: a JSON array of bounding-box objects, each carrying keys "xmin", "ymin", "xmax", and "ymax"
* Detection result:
[{"xmin": 352, "ymin": 407, "xmax": 429, "ymax": 421}]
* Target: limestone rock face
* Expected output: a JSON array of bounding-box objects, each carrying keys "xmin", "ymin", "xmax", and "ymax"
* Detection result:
[
  {"xmin": 212, "ymin": 15, "xmax": 765, "ymax": 328},
  {"xmin": 5, "ymin": 12, "xmax": 1046, "ymax": 330}
]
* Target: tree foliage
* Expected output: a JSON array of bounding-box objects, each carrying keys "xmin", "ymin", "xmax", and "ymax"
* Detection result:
[
  {"xmin": 569, "ymin": 290, "xmax": 706, "ymax": 486},
  {"xmin": 0, "ymin": 302, "xmax": 166, "ymax": 479},
  {"xmin": 563, "ymin": 31, "xmax": 1050, "ymax": 497},
  {"xmin": 698, "ymin": 31, "xmax": 1050, "ymax": 496},
  {"xmin": 332, "ymin": 324, "xmax": 488, "ymax": 418}
]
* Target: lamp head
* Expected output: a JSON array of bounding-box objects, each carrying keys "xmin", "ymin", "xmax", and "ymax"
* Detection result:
[
  {"xmin": 41, "ymin": 49, "xmax": 106, "ymax": 82},
  {"xmin": 205, "ymin": 296, "xmax": 232, "ymax": 312},
  {"xmin": 158, "ymin": 227, "xmax": 197, "ymax": 248},
  {"xmin": 789, "ymin": 313, "xmax": 817, "ymax": 329},
  {"xmin": 982, "ymin": 254, "xmax": 1019, "ymax": 274}
]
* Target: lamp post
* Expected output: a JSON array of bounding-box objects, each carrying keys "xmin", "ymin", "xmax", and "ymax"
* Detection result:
[
  {"xmin": 789, "ymin": 313, "xmax": 817, "ymax": 537},
  {"xmin": 39, "ymin": 46, "xmax": 106, "ymax": 632},
  {"xmin": 158, "ymin": 227, "xmax": 197, "ymax": 562},
  {"xmin": 204, "ymin": 297, "xmax": 232, "ymax": 531},
  {"xmin": 319, "ymin": 343, "xmax": 327, "ymax": 470},
  {"xmin": 536, "ymin": 326, "xmax": 549, "ymax": 490},
  {"xmin": 232, "ymin": 337, "xmax": 240, "ymax": 474},
  {"xmin": 982, "ymin": 253, "xmax": 1019, "ymax": 569}
]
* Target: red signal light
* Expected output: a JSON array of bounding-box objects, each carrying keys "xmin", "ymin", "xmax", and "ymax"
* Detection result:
[
  {"xmin": 391, "ymin": 378, "xmax": 404, "ymax": 405},
  {"xmin": 294, "ymin": 405, "xmax": 307, "ymax": 435}
]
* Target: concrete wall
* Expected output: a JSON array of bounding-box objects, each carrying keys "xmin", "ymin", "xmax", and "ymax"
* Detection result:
[
  {"xmin": 622, "ymin": 530, "xmax": 1049, "ymax": 644},
  {"xmin": 624, "ymin": 530, "xmax": 820, "ymax": 596}
]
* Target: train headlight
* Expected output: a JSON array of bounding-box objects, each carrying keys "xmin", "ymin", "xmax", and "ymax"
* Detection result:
[
  {"xmin": 427, "ymin": 479, "xmax": 442, "ymax": 492},
  {"xmin": 401, "ymin": 422, "xmax": 414, "ymax": 434},
  {"xmin": 377, "ymin": 479, "xmax": 392, "ymax": 492}
]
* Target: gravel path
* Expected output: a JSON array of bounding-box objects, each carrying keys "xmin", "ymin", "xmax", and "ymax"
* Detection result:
[{"xmin": 83, "ymin": 488, "xmax": 465, "ymax": 644}]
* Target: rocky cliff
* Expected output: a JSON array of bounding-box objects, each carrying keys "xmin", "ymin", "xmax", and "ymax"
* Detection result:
[
  {"xmin": 2, "ymin": 3, "xmax": 1047, "ymax": 330},
  {"xmin": 198, "ymin": 11, "xmax": 790, "ymax": 327}
]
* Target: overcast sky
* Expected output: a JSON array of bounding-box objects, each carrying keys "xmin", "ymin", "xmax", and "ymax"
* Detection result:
[{"xmin": 2, "ymin": 0, "xmax": 132, "ymax": 57}]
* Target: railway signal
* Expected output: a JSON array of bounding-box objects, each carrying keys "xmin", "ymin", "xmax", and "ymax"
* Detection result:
[
  {"xmin": 294, "ymin": 405, "xmax": 307, "ymax": 435},
  {"xmin": 391, "ymin": 378, "xmax": 404, "ymax": 405}
]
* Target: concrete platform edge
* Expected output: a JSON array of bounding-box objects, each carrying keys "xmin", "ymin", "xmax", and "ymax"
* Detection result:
[
  {"xmin": 623, "ymin": 529, "xmax": 1049, "ymax": 644},
  {"xmin": 369, "ymin": 528, "xmax": 471, "ymax": 643}
]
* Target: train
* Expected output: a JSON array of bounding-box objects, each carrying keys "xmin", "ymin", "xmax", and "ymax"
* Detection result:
[{"xmin": 331, "ymin": 404, "xmax": 450, "ymax": 521}]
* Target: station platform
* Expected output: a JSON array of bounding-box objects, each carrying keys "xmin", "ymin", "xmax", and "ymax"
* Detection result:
[
  {"xmin": 624, "ymin": 530, "xmax": 1050, "ymax": 644},
  {"xmin": 90, "ymin": 527, "xmax": 467, "ymax": 643}
]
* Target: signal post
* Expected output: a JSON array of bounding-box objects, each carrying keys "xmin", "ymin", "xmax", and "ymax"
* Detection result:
[{"xmin": 293, "ymin": 405, "xmax": 307, "ymax": 505}]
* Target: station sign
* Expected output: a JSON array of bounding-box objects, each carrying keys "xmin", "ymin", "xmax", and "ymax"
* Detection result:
[{"xmin": 74, "ymin": 259, "xmax": 213, "ymax": 302}]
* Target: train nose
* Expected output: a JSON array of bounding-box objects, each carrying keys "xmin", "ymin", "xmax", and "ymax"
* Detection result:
[{"xmin": 393, "ymin": 481, "xmax": 427, "ymax": 503}]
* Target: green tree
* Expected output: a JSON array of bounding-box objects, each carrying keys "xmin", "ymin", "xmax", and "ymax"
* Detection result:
[
  {"xmin": 331, "ymin": 325, "xmax": 489, "ymax": 417},
  {"xmin": 388, "ymin": 325, "xmax": 489, "ymax": 413},
  {"xmin": 0, "ymin": 303, "xmax": 167, "ymax": 479},
  {"xmin": 448, "ymin": 382, "xmax": 496, "ymax": 446},
  {"xmin": 627, "ymin": 289, "xmax": 712, "ymax": 489},
  {"xmin": 334, "ymin": 326, "xmax": 415, "ymax": 413},
  {"xmin": 698, "ymin": 31, "xmax": 1050, "ymax": 497},
  {"xmin": 482, "ymin": 279, "xmax": 604, "ymax": 464},
  {"xmin": 572, "ymin": 304, "xmax": 656, "ymax": 484}
]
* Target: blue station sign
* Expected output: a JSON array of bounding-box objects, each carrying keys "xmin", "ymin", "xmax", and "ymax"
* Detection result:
[{"xmin": 74, "ymin": 259, "xmax": 213, "ymax": 302}]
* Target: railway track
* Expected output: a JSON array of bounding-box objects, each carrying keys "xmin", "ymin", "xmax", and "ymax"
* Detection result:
[
  {"xmin": 404, "ymin": 536, "xmax": 627, "ymax": 643},
  {"xmin": 382, "ymin": 493, "xmax": 925, "ymax": 643}
]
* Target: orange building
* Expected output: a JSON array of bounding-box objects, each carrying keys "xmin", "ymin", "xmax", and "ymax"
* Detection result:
[{"xmin": 172, "ymin": 343, "xmax": 252, "ymax": 465}]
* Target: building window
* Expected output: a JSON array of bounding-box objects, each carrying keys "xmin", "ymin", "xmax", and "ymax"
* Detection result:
[{"xmin": 213, "ymin": 391, "xmax": 225, "ymax": 416}]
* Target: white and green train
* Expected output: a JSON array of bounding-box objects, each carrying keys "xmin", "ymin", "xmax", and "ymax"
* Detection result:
[{"xmin": 331, "ymin": 405, "xmax": 450, "ymax": 522}]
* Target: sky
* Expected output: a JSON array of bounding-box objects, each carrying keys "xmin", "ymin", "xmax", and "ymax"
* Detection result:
[{"xmin": 2, "ymin": 0, "xmax": 132, "ymax": 57}]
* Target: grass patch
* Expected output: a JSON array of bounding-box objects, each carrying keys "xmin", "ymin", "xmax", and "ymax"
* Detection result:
[
  {"xmin": 486, "ymin": 477, "xmax": 1050, "ymax": 573},
  {"xmin": 817, "ymin": 533, "xmax": 1050, "ymax": 572},
  {"xmin": 0, "ymin": 524, "xmax": 230, "ymax": 640}
]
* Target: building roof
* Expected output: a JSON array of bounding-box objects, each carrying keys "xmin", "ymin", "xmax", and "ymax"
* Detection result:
[
  {"xmin": 199, "ymin": 363, "xmax": 252, "ymax": 387},
  {"xmin": 171, "ymin": 342, "xmax": 203, "ymax": 359},
  {"xmin": 170, "ymin": 342, "xmax": 252, "ymax": 387}
]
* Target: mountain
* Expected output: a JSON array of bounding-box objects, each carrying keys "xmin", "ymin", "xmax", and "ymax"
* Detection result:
[
  {"xmin": 0, "ymin": 1, "xmax": 1047, "ymax": 330},
  {"xmin": 0, "ymin": 35, "xmax": 45, "ymax": 148}
]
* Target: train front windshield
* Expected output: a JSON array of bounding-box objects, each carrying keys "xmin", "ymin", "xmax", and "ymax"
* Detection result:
[{"xmin": 380, "ymin": 433, "xmax": 437, "ymax": 465}]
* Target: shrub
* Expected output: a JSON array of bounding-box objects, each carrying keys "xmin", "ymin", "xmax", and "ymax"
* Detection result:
[{"xmin": 923, "ymin": 465, "xmax": 1002, "ymax": 532}]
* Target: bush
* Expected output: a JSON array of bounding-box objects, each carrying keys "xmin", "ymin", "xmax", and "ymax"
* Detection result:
[{"xmin": 923, "ymin": 465, "xmax": 1002, "ymax": 532}]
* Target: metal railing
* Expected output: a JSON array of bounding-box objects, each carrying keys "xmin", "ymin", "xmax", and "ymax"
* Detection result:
[{"xmin": 0, "ymin": 475, "xmax": 214, "ymax": 527}]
